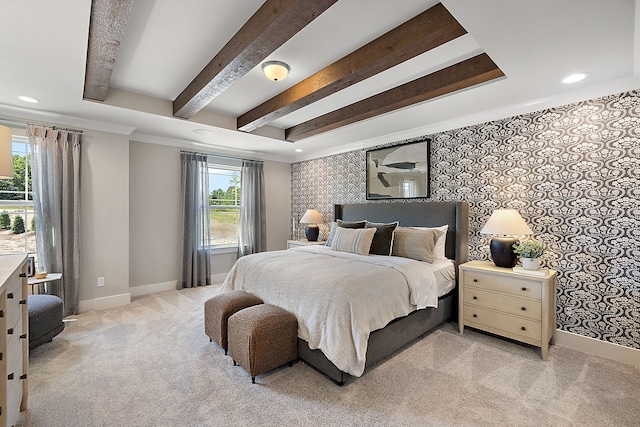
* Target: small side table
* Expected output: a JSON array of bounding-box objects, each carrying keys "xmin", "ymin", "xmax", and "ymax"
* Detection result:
[{"xmin": 28, "ymin": 273, "xmax": 62, "ymax": 295}]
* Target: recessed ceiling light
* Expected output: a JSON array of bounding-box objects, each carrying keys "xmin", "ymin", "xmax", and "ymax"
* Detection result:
[
  {"xmin": 18, "ymin": 95, "xmax": 39, "ymax": 103},
  {"xmin": 193, "ymin": 128, "xmax": 213, "ymax": 136},
  {"xmin": 294, "ymin": 148, "xmax": 303, "ymax": 153},
  {"xmin": 562, "ymin": 73, "xmax": 590, "ymax": 84}
]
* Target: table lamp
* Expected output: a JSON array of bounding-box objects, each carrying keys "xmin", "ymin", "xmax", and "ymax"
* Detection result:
[
  {"xmin": 480, "ymin": 209, "xmax": 533, "ymax": 267},
  {"xmin": 299, "ymin": 209, "xmax": 323, "ymax": 241}
]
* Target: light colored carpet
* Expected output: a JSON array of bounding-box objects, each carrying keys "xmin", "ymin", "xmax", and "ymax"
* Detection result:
[{"xmin": 18, "ymin": 285, "xmax": 640, "ymax": 427}]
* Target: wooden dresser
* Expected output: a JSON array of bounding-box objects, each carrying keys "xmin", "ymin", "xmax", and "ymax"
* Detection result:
[
  {"xmin": 458, "ymin": 260, "xmax": 557, "ymax": 360},
  {"xmin": 0, "ymin": 255, "xmax": 28, "ymax": 426}
]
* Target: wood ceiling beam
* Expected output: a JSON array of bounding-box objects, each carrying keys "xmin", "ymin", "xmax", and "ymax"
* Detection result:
[
  {"xmin": 83, "ymin": 0, "xmax": 133, "ymax": 101},
  {"xmin": 173, "ymin": 0, "xmax": 337, "ymax": 119},
  {"xmin": 284, "ymin": 53, "xmax": 505, "ymax": 142},
  {"xmin": 238, "ymin": 3, "xmax": 467, "ymax": 132}
]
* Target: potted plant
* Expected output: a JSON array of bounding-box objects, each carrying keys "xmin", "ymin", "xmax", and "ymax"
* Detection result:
[{"xmin": 512, "ymin": 240, "xmax": 546, "ymax": 270}]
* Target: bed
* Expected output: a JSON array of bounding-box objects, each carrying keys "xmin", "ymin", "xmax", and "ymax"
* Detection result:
[{"xmin": 221, "ymin": 201, "xmax": 468, "ymax": 384}]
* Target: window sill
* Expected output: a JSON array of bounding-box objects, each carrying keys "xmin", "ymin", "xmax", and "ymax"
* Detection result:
[{"xmin": 210, "ymin": 245, "xmax": 237, "ymax": 255}]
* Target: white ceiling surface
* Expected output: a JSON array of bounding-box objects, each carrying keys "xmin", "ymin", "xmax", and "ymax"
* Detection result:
[{"xmin": 1, "ymin": 0, "xmax": 638, "ymax": 163}]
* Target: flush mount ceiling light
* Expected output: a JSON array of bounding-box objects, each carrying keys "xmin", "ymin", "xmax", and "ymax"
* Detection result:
[
  {"xmin": 262, "ymin": 61, "xmax": 290, "ymax": 82},
  {"xmin": 18, "ymin": 95, "xmax": 39, "ymax": 103},
  {"xmin": 562, "ymin": 72, "xmax": 590, "ymax": 84},
  {"xmin": 193, "ymin": 128, "xmax": 213, "ymax": 136}
]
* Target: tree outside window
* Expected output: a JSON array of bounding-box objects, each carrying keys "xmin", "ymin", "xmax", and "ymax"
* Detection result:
[{"xmin": 0, "ymin": 136, "xmax": 36, "ymax": 255}]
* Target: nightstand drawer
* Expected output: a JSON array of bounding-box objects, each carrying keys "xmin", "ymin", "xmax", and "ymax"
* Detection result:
[
  {"xmin": 463, "ymin": 270, "xmax": 541, "ymax": 300},
  {"xmin": 463, "ymin": 304, "xmax": 541, "ymax": 341},
  {"xmin": 463, "ymin": 288, "xmax": 541, "ymax": 320}
]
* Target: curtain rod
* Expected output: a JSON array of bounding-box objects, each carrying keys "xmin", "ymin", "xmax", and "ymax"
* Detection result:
[
  {"xmin": 0, "ymin": 117, "xmax": 83, "ymax": 134},
  {"xmin": 28, "ymin": 123, "xmax": 83, "ymax": 134},
  {"xmin": 180, "ymin": 150, "xmax": 263, "ymax": 164}
]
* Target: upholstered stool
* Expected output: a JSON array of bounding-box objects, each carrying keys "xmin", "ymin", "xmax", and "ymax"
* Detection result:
[
  {"xmin": 227, "ymin": 304, "xmax": 298, "ymax": 383},
  {"xmin": 28, "ymin": 294, "xmax": 65, "ymax": 350},
  {"xmin": 204, "ymin": 291, "xmax": 263, "ymax": 353}
]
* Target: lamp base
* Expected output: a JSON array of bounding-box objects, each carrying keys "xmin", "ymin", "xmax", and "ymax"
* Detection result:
[
  {"xmin": 305, "ymin": 225, "xmax": 320, "ymax": 242},
  {"xmin": 490, "ymin": 236, "xmax": 518, "ymax": 268}
]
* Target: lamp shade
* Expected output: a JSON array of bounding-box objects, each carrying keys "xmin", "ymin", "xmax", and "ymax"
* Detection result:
[
  {"xmin": 480, "ymin": 209, "xmax": 533, "ymax": 236},
  {"xmin": 299, "ymin": 209, "xmax": 323, "ymax": 224},
  {"xmin": 262, "ymin": 61, "xmax": 289, "ymax": 81},
  {"xmin": 0, "ymin": 125, "xmax": 13, "ymax": 179}
]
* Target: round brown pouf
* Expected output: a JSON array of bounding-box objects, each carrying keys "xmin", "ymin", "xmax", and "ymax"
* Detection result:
[
  {"xmin": 227, "ymin": 304, "xmax": 298, "ymax": 383},
  {"xmin": 204, "ymin": 291, "xmax": 263, "ymax": 353}
]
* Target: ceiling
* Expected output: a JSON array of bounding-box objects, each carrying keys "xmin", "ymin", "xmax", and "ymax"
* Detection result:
[{"xmin": 1, "ymin": 0, "xmax": 638, "ymax": 163}]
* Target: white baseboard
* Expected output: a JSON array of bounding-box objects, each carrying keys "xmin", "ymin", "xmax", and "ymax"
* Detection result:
[
  {"xmin": 78, "ymin": 274, "xmax": 229, "ymax": 313},
  {"xmin": 556, "ymin": 330, "xmax": 640, "ymax": 369},
  {"xmin": 79, "ymin": 293, "xmax": 131, "ymax": 313},
  {"xmin": 129, "ymin": 280, "xmax": 178, "ymax": 297}
]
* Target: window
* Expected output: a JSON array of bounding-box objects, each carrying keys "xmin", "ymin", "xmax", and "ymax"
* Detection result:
[
  {"xmin": 208, "ymin": 160, "xmax": 241, "ymax": 246},
  {"xmin": 0, "ymin": 135, "xmax": 36, "ymax": 255}
]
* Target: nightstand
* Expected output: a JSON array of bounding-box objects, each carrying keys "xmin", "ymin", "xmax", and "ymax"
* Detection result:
[
  {"xmin": 286, "ymin": 240, "xmax": 326, "ymax": 249},
  {"xmin": 458, "ymin": 260, "xmax": 557, "ymax": 360}
]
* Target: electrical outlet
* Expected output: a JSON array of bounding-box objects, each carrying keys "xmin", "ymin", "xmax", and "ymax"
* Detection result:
[{"xmin": 97, "ymin": 277, "xmax": 105, "ymax": 287}]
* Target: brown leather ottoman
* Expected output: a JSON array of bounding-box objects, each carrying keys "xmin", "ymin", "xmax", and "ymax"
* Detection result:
[
  {"xmin": 204, "ymin": 291, "xmax": 263, "ymax": 353},
  {"xmin": 227, "ymin": 304, "xmax": 298, "ymax": 383}
]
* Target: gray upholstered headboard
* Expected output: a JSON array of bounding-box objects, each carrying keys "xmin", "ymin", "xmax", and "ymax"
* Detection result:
[{"xmin": 334, "ymin": 201, "xmax": 469, "ymax": 269}]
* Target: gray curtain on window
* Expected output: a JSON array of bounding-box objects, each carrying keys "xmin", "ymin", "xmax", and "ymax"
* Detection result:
[
  {"xmin": 238, "ymin": 160, "xmax": 266, "ymax": 256},
  {"xmin": 28, "ymin": 125, "xmax": 81, "ymax": 316},
  {"xmin": 179, "ymin": 152, "xmax": 211, "ymax": 288}
]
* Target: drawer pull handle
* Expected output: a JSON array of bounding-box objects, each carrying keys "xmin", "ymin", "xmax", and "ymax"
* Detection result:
[
  {"xmin": 473, "ymin": 279, "xmax": 478, "ymax": 282},
  {"xmin": 473, "ymin": 314, "xmax": 477, "ymax": 318},
  {"xmin": 521, "ymin": 287, "xmax": 527, "ymax": 292},
  {"xmin": 7, "ymin": 292, "xmax": 13, "ymax": 299},
  {"xmin": 20, "ymin": 273, "xmax": 27, "ymax": 278},
  {"xmin": 521, "ymin": 307, "xmax": 526, "ymax": 311},
  {"xmin": 521, "ymin": 326, "xmax": 526, "ymax": 331},
  {"xmin": 20, "ymin": 374, "xmax": 27, "ymax": 380},
  {"xmin": 473, "ymin": 296, "xmax": 478, "ymax": 300},
  {"xmin": 20, "ymin": 334, "xmax": 27, "ymax": 339},
  {"xmin": 7, "ymin": 373, "xmax": 13, "ymax": 380},
  {"xmin": 20, "ymin": 299, "xmax": 27, "ymax": 305},
  {"xmin": 7, "ymin": 328, "xmax": 13, "ymax": 335},
  {"xmin": 0, "ymin": 309, "xmax": 3, "ymax": 318}
]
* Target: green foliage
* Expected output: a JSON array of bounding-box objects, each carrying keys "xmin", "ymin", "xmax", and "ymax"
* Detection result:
[
  {"xmin": 0, "ymin": 211, "xmax": 10, "ymax": 229},
  {"xmin": 0, "ymin": 154, "xmax": 32, "ymax": 201},
  {"xmin": 12, "ymin": 215, "xmax": 25, "ymax": 234},
  {"xmin": 513, "ymin": 240, "xmax": 546, "ymax": 258},
  {"xmin": 209, "ymin": 171, "xmax": 241, "ymax": 206},
  {"xmin": 31, "ymin": 217, "xmax": 36, "ymax": 232}
]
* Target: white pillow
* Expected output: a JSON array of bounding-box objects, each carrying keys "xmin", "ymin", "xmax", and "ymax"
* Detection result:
[
  {"xmin": 401, "ymin": 225, "xmax": 449, "ymax": 260},
  {"xmin": 391, "ymin": 227, "xmax": 444, "ymax": 263},
  {"xmin": 330, "ymin": 227, "xmax": 376, "ymax": 256}
]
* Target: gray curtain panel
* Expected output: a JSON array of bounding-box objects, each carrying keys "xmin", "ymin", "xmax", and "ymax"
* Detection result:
[
  {"xmin": 179, "ymin": 152, "xmax": 211, "ymax": 288},
  {"xmin": 238, "ymin": 160, "xmax": 266, "ymax": 256},
  {"xmin": 28, "ymin": 125, "xmax": 82, "ymax": 316}
]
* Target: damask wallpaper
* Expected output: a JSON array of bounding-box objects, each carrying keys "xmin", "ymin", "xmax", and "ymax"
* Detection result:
[{"xmin": 291, "ymin": 89, "xmax": 640, "ymax": 351}]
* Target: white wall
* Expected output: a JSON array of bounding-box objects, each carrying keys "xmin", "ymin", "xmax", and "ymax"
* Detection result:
[
  {"xmin": 128, "ymin": 141, "xmax": 292, "ymax": 295},
  {"xmin": 264, "ymin": 160, "xmax": 291, "ymax": 251},
  {"xmin": 79, "ymin": 129, "xmax": 131, "ymax": 310},
  {"xmin": 129, "ymin": 142, "xmax": 181, "ymax": 291}
]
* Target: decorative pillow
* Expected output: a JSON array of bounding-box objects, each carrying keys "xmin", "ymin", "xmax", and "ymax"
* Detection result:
[
  {"xmin": 330, "ymin": 227, "xmax": 376, "ymax": 256},
  {"xmin": 433, "ymin": 225, "xmax": 449, "ymax": 259},
  {"xmin": 325, "ymin": 219, "xmax": 366, "ymax": 246},
  {"xmin": 365, "ymin": 221, "xmax": 399, "ymax": 256},
  {"xmin": 391, "ymin": 227, "xmax": 445, "ymax": 263}
]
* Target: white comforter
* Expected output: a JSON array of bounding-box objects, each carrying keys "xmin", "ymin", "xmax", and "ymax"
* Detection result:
[{"xmin": 220, "ymin": 245, "xmax": 441, "ymax": 377}]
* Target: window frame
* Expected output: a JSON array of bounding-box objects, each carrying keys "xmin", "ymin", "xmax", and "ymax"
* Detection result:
[
  {"xmin": 0, "ymin": 135, "xmax": 36, "ymax": 256},
  {"xmin": 207, "ymin": 158, "xmax": 242, "ymax": 248}
]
